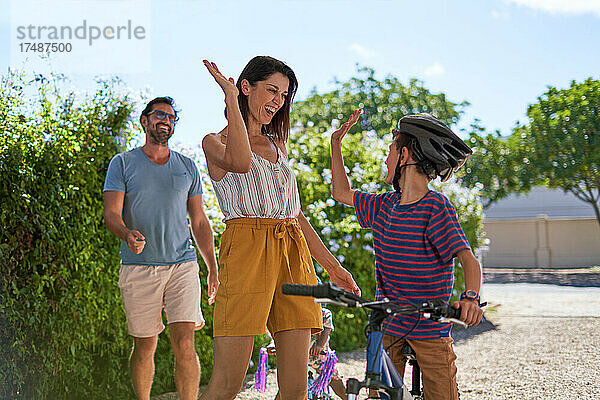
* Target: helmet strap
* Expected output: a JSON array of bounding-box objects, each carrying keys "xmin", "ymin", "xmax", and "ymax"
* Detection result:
[{"xmin": 392, "ymin": 161, "xmax": 419, "ymax": 193}]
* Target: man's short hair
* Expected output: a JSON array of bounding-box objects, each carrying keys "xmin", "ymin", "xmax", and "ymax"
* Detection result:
[{"xmin": 140, "ymin": 96, "xmax": 179, "ymax": 119}]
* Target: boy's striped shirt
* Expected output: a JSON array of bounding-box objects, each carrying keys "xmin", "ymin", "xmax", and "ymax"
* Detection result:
[{"xmin": 354, "ymin": 190, "xmax": 470, "ymax": 339}]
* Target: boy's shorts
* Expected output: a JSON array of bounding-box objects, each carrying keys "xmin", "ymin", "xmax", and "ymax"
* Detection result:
[
  {"xmin": 213, "ymin": 217, "xmax": 322, "ymax": 337},
  {"xmin": 383, "ymin": 334, "xmax": 459, "ymax": 400},
  {"xmin": 118, "ymin": 260, "xmax": 204, "ymax": 338}
]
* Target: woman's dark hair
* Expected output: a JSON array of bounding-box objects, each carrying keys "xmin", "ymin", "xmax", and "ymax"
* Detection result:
[
  {"xmin": 140, "ymin": 96, "xmax": 179, "ymax": 130},
  {"xmin": 229, "ymin": 56, "xmax": 298, "ymax": 142}
]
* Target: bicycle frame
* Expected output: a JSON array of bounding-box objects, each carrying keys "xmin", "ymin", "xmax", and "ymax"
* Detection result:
[{"xmin": 345, "ymin": 308, "xmax": 414, "ymax": 400}]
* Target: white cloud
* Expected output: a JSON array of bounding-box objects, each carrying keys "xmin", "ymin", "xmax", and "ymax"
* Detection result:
[
  {"xmin": 424, "ymin": 62, "xmax": 445, "ymax": 77},
  {"xmin": 507, "ymin": 0, "xmax": 600, "ymax": 17},
  {"xmin": 348, "ymin": 43, "xmax": 376, "ymax": 58}
]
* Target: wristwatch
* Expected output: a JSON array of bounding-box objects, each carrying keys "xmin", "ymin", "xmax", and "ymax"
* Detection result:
[{"xmin": 460, "ymin": 290, "xmax": 480, "ymax": 303}]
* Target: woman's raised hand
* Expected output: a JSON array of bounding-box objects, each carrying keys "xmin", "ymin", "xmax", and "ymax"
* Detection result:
[
  {"xmin": 203, "ymin": 60, "xmax": 238, "ymax": 98},
  {"xmin": 330, "ymin": 109, "xmax": 362, "ymax": 145}
]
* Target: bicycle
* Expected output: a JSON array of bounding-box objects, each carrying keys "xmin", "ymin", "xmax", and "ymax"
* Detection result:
[{"xmin": 282, "ymin": 282, "xmax": 470, "ymax": 400}]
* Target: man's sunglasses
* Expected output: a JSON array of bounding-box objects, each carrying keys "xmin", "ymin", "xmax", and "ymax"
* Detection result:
[{"xmin": 147, "ymin": 110, "xmax": 179, "ymax": 124}]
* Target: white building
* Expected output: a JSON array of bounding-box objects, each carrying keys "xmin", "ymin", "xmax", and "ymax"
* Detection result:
[{"xmin": 482, "ymin": 186, "xmax": 600, "ymax": 268}]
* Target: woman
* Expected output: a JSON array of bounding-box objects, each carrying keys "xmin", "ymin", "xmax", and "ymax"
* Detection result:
[{"xmin": 201, "ymin": 56, "xmax": 361, "ymax": 400}]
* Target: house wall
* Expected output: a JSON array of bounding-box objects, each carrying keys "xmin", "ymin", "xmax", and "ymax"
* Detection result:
[{"xmin": 483, "ymin": 215, "xmax": 600, "ymax": 268}]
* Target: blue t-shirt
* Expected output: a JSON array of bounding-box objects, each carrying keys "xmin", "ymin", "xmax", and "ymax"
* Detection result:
[
  {"xmin": 103, "ymin": 148, "xmax": 203, "ymax": 265},
  {"xmin": 354, "ymin": 190, "xmax": 470, "ymax": 339}
]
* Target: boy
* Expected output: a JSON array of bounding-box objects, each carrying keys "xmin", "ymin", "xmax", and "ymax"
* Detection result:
[{"xmin": 330, "ymin": 110, "xmax": 483, "ymax": 400}]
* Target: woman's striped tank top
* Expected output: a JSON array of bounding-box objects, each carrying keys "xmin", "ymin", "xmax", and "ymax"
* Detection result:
[{"xmin": 211, "ymin": 145, "xmax": 301, "ymax": 221}]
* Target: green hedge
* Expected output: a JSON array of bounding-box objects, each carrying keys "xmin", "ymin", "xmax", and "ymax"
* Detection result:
[{"xmin": 0, "ymin": 72, "xmax": 136, "ymax": 399}]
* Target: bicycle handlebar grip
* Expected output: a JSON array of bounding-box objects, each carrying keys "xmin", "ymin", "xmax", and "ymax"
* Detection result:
[
  {"xmin": 282, "ymin": 282, "xmax": 366, "ymax": 308},
  {"xmin": 281, "ymin": 283, "xmax": 332, "ymax": 298},
  {"xmin": 281, "ymin": 283, "xmax": 314, "ymax": 296},
  {"xmin": 446, "ymin": 306, "xmax": 461, "ymax": 320}
]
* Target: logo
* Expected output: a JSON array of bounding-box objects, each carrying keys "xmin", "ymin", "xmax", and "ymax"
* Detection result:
[{"xmin": 11, "ymin": 1, "xmax": 151, "ymax": 73}]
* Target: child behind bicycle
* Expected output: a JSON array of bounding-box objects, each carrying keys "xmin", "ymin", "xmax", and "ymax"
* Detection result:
[
  {"xmin": 330, "ymin": 111, "xmax": 484, "ymax": 400},
  {"xmin": 309, "ymin": 306, "xmax": 346, "ymax": 399}
]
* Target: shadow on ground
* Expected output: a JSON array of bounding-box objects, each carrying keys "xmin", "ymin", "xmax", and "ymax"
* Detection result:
[
  {"xmin": 452, "ymin": 317, "xmax": 497, "ymax": 343},
  {"xmin": 483, "ymin": 268, "xmax": 600, "ymax": 287},
  {"xmin": 332, "ymin": 316, "xmax": 498, "ymax": 364}
]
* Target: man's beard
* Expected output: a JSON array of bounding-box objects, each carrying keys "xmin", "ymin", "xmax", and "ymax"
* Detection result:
[{"xmin": 149, "ymin": 124, "xmax": 173, "ymax": 145}]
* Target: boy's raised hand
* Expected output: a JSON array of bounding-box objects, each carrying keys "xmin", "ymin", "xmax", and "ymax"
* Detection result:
[
  {"xmin": 330, "ymin": 109, "xmax": 362, "ymax": 207},
  {"xmin": 331, "ymin": 109, "xmax": 362, "ymax": 145}
]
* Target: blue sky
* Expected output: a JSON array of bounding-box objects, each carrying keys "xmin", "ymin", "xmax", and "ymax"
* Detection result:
[{"xmin": 1, "ymin": 0, "xmax": 599, "ymax": 146}]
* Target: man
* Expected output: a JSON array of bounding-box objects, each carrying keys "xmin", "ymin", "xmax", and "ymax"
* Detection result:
[{"xmin": 103, "ymin": 96, "xmax": 219, "ymax": 400}]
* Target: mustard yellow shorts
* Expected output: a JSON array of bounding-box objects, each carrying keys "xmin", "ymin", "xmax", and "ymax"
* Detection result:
[{"xmin": 213, "ymin": 217, "xmax": 323, "ymax": 337}]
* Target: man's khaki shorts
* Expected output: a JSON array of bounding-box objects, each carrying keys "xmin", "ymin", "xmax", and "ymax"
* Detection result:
[
  {"xmin": 383, "ymin": 334, "xmax": 459, "ymax": 400},
  {"xmin": 213, "ymin": 217, "xmax": 322, "ymax": 337},
  {"xmin": 118, "ymin": 260, "xmax": 204, "ymax": 338}
]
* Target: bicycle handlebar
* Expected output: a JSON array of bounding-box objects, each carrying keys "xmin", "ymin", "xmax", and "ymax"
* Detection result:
[
  {"xmin": 282, "ymin": 282, "xmax": 462, "ymax": 322},
  {"xmin": 282, "ymin": 282, "xmax": 365, "ymax": 306}
]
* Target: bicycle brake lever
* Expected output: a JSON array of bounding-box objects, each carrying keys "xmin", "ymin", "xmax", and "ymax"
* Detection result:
[
  {"xmin": 441, "ymin": 317, "xmax": 468, "ymax": 328},
  {"xmin": 315, "ymin": 298, "xmax": 348, "ymax": 307}
]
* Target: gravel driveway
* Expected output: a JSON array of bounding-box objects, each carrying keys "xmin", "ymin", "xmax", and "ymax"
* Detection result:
[{"xmin": 153, "ymin": 277, "xmax": 600, "ymax": 400}]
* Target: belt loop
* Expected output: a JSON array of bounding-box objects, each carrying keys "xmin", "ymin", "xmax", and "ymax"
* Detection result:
[{"xmin": 255, "ymin": 217, "xmax": 261, "ymax": 230}]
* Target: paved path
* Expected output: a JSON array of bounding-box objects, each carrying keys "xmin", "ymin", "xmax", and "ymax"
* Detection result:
[
  {"xmin": 482, "ymin": 282, "xmax": 600, "ymax": 317},
  {"xmin": 483, "ymin": 267, "xmax": 600, "ymax": 287}
]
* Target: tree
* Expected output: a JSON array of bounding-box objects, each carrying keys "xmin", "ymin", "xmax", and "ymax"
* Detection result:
[
  {"xmin": 459, "ymin": 120, "xmax": 535, "ymax": 209},
  {"xmin": 523, "ymin": 78, "xmax": 600, "ymax": 226},
  {"xmin": 289, "ymin": 66, "xmax": 485, "ymax": 350}
]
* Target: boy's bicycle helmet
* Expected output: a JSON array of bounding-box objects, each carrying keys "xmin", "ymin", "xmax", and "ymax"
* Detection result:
[{"xmin": 392, "ymin": 113, "xmax": 472, "ymax": 184}]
